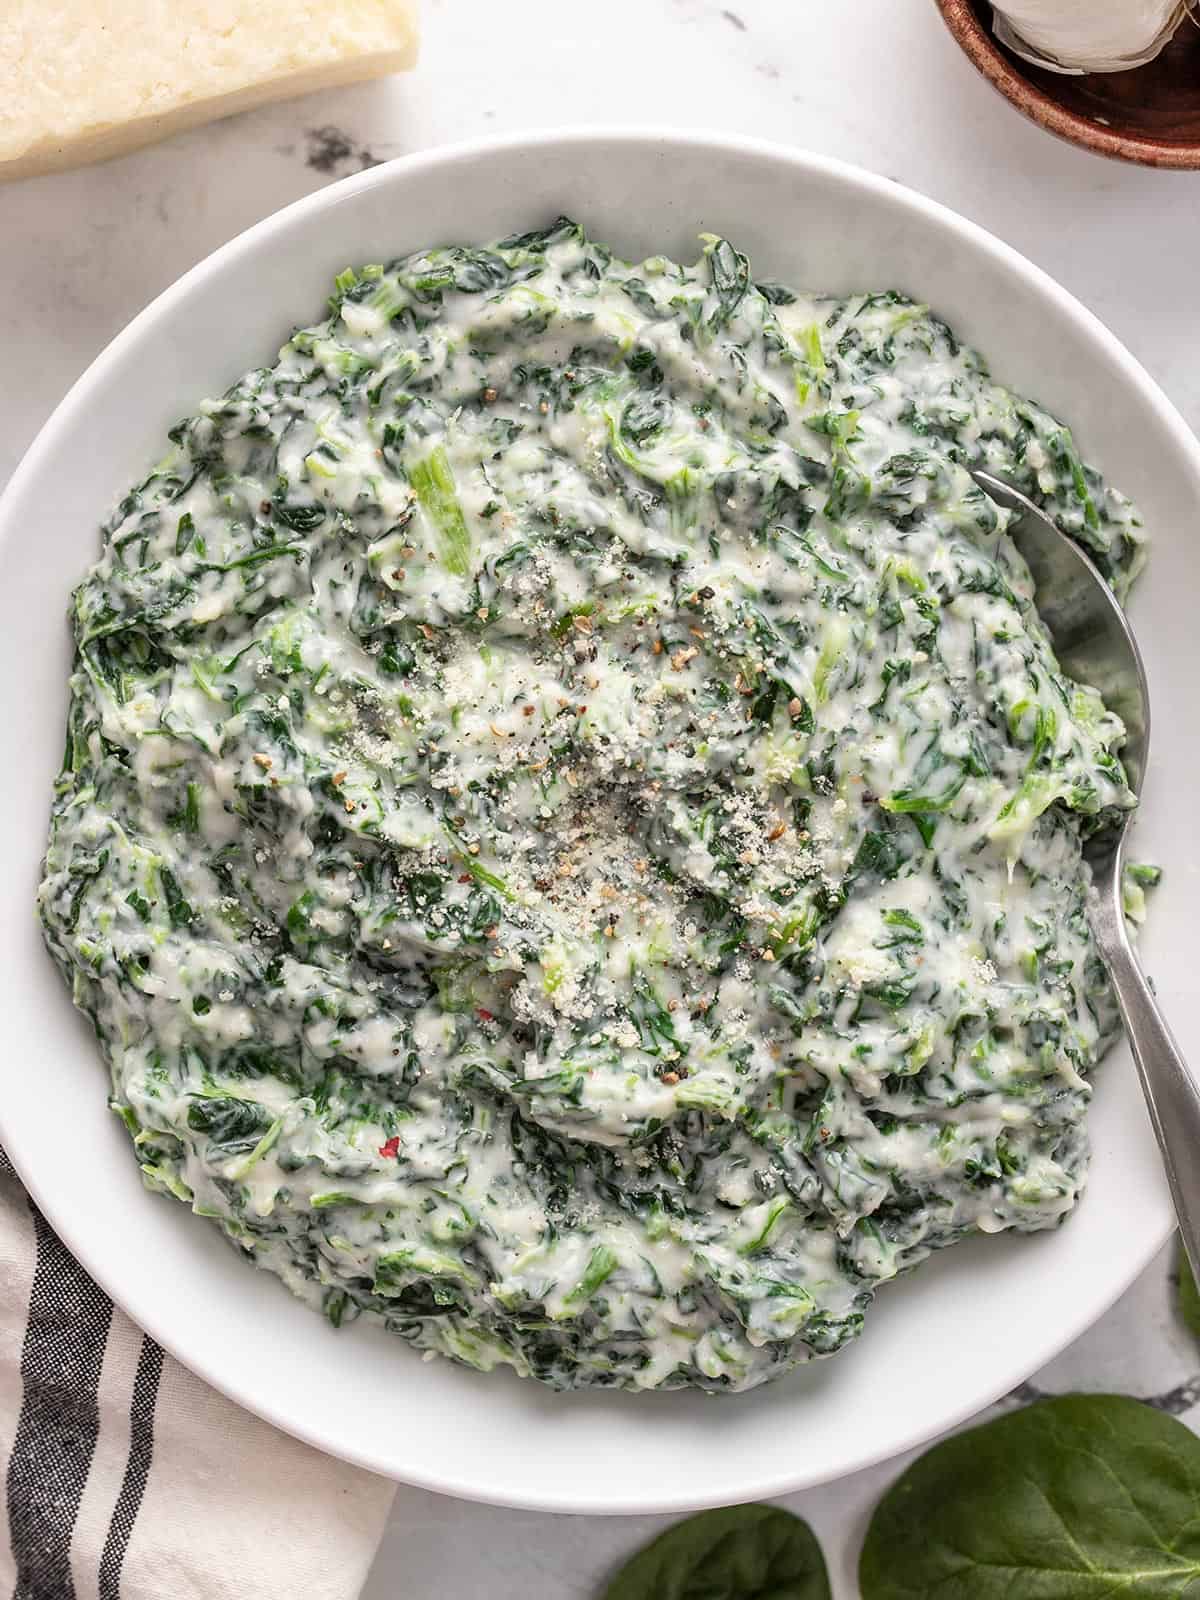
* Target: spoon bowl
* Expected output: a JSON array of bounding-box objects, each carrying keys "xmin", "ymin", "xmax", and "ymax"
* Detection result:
[
  {"xmin": 975, "ymin": 468, "xmax": 1199, "ymax": 1276},
  {"xmin": 973, "ymin": 468, "xmax": 1150, "ymax": 796}
]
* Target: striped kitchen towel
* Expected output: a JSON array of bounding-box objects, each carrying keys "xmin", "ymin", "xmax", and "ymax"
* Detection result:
[{"xmin": 0, "ymin": 1149, "xmax": 395, "ymax": 1600}]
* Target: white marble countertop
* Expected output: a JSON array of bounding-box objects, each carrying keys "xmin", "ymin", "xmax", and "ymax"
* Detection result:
[{"xmin": 3, "ymin": 1, "xmax": 1198, "ymax": 1594}]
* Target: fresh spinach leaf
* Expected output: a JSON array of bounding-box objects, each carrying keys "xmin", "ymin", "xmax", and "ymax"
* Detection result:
[
  {"xmin": 860, "ymin": 1394, "xmax": 1200, "ymax": 1598},
  {"xmin": 604, "ymin": 1504, "xmax": 829, "ymax": 1600}
]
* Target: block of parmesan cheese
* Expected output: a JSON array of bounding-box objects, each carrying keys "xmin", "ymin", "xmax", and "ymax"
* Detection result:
[{"xmin": 0, "ymin": 1, "xmax": 419, "ymax": 182}]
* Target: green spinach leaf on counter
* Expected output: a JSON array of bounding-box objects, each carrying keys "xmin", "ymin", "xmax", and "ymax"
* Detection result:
[
  {"xmin": 605, "ymin": 1504, "xmax": 829, "ymax": 1600},
  {"xmin": 860, "ymin": 1394, "xmax": 1200, "ymax": 1598}
]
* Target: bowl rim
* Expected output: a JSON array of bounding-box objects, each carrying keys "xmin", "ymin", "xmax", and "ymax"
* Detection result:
[
  {"xmin": 2, "ymin": 126, "xmax": 1198, "ymax": 1508},
  {"xmin": 934, "ymin": 0, "xmax": 1200, "ymax": 170}
]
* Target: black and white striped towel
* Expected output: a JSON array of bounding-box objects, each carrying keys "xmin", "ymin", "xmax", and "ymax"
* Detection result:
[{"xmin": 0, "ymin": 1150, "xmax": 395, "ymax": 1600}]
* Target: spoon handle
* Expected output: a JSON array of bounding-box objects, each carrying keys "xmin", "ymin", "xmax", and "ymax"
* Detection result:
[{"xmin": 1090, "ymin": 868, "xmax": 1200, "ymax": 1281}]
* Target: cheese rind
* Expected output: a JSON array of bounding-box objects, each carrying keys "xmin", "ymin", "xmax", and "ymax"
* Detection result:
[{"xmin": 0, "ymin": 2, "xmax": 419, "ymax": 181}]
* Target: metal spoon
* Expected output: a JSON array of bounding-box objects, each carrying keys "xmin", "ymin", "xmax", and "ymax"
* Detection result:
[{"xmin": 973, "ymin": 468, "xmax": 1200, "ymax": 1277}]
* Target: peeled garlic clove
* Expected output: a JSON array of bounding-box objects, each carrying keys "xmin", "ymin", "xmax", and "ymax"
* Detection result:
[{"xmin": 991, "ymin": 0, "xmax": 1193, "ymax": 74}]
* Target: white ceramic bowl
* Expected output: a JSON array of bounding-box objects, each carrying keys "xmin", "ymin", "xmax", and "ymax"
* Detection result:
[{"xmin": 2, "ymin": 130, "xmax": 1197, "ymax": 1514}]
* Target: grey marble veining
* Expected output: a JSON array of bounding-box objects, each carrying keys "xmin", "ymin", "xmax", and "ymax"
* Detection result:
[{"xmin": 2, "ymin": 1, "xmax": 1198, "ymax": 1595}]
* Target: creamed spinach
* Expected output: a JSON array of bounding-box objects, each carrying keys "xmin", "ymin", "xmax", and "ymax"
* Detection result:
[{"xmin": 40, "ymin": 220, "xmax": 1144, "ymax": 1391}]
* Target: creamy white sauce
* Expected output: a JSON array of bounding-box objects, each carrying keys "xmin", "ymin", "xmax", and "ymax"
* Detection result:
[{"xmin": 39, "ymin": 222, "xmax": 1144, "ymax": 1392}]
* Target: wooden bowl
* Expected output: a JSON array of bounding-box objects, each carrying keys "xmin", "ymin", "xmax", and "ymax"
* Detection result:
[{"xmin": 935, "ymin": 0, "xmax": 1200, "ymax": 168}]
